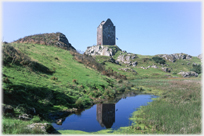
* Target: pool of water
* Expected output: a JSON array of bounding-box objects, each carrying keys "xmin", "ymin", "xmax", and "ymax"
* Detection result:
[{"xmin": 52, "ymin": 93, "xmax": 157, "ymax": 132}]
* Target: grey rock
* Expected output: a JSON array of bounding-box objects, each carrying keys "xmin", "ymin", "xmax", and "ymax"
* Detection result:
[
  {"xmin": 3, "ymin": 105, "xmax": 14, "ymax": 115},
  {"xmin": 116, "ymin": 53, "xmax": 138, "ymax": 64},
  {"xmin": 151, "ymin": 65, "xmax": 158, "ymax": 69},
  {"xmin": 56, "ymin": 118, "xmax": 65, "ymax": 125},
  {"xmin": 198, "ymin": 54, "xmax": 202, "ymax": 60},
  {"xmin": 162, "ymin": 67, "xmax": 171, "ymax": 73},
  {"xmin": 108, "ymin": 57, "xmax": 120, "ymax": 65},
  {"xmin": 118, "ymin": 68, "xmax": 137, "ymax": 73},
  {"xmin": 19, "ymin": 114, "xmax": 32, "ymax": 120},
  {"xmin": 192, "ymin": 63, "xmax": 198, "ymax": 66},
  {"xmin": 27, "ymin": 123, "xmax": 55, "ymax": 133},
  {"xmin": 178, "ymin": 71, "xmax": 198, "ymax": 77},
  {"xmin": 140, "ymin": 66, "xmax": 146, "ymax": 69},
  {"xmin": 132, "ymin": 61, "xmax": 138, "ymax": 67}
]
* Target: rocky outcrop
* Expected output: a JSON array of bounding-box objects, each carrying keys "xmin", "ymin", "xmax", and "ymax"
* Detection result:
[
  {"xmin": 85, "ymin": 45, "xmax": 121, "ymax": 56},
  {"xmin": 108, "ymin": 57, "xmax": 120, "ymax": 65},
  {"xmin": 161, "ymin": 67, "xmax": 171, "ymax": 73},
  {"xmin": 3, "ymin": 105, "xmax": 14, "ymax": 116},
  {"xmin": 118, "ymin": 68, "xmax": 137, "ymax": 73},
  {"xmin": 27, "ymin": 123, "xmax": 56, "ymax": 133},
  {"xmin": 13, "ymin": 32, "xmax": 75, "ymax": 50},
  {"xmin": 192, "ymin": 63, "xmax": 198, "ymax": 66},
  {"xmin": 157, "ymin": 53, "xmax": 192, "ymax": 62},
  {"xmin": 132, "ymin": 61, "xmax": 138, "ymax": 67},
  {"xmin": 56, "ymin": 118, "xmax": 66, "ymax": 125},
  {"xmin": 178, "ymin": 71, "xmax": 198, "ymax": 77},
  {"xmin": 19, "ymin": 114, "xmax": 32, "ymax": 120},
  {"xmin": 198, "ymin": 54, "xmax": 202, "ymax": 60},
  {"xmin": 116, "ymin": 53, "xmax": 138, "ymax": 65},
  {"xmin": 141, "ymin": 65, "xmax": 158, "ymax": 69}
]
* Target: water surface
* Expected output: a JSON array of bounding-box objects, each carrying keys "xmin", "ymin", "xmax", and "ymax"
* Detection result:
[{"xmin": 52, "ymin": 94, "xmax": 157, "ymax": 132}]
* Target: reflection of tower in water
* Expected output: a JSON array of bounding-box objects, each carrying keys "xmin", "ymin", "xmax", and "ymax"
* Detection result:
[{"xmin": 96, "ymin": 104, "xmax": 115, "ymax": 128}]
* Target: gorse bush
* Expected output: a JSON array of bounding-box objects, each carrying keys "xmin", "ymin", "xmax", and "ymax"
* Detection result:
[
  {"xmin": 102, "ymin": 67, "xmax": 127, "ymax": 80},
  {"xmin": 152, "ymin": 56, "xmax": 166, "ymax": 64},
  {"xmin": 191, "ymin": 64, "xmax": 201, "ymax": 74},
  {"xmin": 70, "ymin": 50, "xmax": 105, "ymax": 72}
]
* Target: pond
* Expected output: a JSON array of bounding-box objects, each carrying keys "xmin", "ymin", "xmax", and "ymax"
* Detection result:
[{"xmin": 52, "ymin": 93, "xmax": 157, "ymax": 132}]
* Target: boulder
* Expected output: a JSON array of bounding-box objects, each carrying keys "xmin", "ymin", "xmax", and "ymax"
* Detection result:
[
  {"xmin": 108, "ymin": 57, "xmax": 120, "ymax": 65},
  {"xmin": 198, "ymin": 54, "xmax": 202, "ymax": 60},
  {"xmin": 178, "ymin": 71, "xmax": 198, "ymax": 77},
  {"xmin": 132, "ymin": 61, "xmax": 138, "ymax": 67},
  {"xmin": 19, "ymin": 114, "xmax": 32, "ymax": 120},
  {"xmin": 161, "ymin": 67, "xmax": 171, "ymax": 73},
  {"xmin": 56, "ymin": 118, "xmax": 65, "ymax": 125},
  {"xmin": 151, "ymin": 65, "xmax": 158, "ymax": 69},
  {"xmin": 140, "ymin": 66, "xmax": 147, "ymax": 69},
  {"xmin": 27, "ymin": 123, "xmax": 56, "ymax": 133},
  {"xmin": 3, "ymin": 105, "xmax": 14, "ymax": 116}
]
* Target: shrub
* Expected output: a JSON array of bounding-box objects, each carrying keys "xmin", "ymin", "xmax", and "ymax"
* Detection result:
[
  {"xmin": 70, "ymin": 50, "xmax": 105, "ymax": 72},
  {"xmin": 191, "ymin": 64, "xmax": 201, "ymax": 74},
  {"xmin": 50, "ymin": 76, "xmax": 58, "ymax": 80},
  {"xmin": 31, "ymin": 116, "xmax": 41, "ymax": 123},
  {"xmin": 152, "ymin": 56, "xmax": 166, "ymax": 64}
]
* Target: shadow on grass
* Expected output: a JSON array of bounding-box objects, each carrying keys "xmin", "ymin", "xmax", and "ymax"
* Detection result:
[{"xmin": 3, "ymin": 83, "xmax": 77, "ymax": 122}]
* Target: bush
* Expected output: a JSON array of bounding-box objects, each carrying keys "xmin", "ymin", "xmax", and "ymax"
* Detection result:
[
  {"xmin": 152, "ymin": 56, "xmax": 166, "ymax": 64},
  {"xmin": 191, "ymin": 64, "xmax": 201, "ymax": 74},
  {"xmin": 70, "ymin": 50, "xmax": 105, "ymax": 72}
]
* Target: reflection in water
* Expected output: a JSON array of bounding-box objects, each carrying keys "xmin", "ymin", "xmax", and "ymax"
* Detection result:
[
  {"xmin": 96, "ymin": 104, "xmax": 115, "ymax": 128},
  {"xmin": 52, "ymin": 93, "xmax": 158, "ymax": 132}
]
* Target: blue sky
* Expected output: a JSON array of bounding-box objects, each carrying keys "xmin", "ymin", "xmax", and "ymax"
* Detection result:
[{"xmin": 2, "ymin": 2, "xmax": 202, "ymax": 56}]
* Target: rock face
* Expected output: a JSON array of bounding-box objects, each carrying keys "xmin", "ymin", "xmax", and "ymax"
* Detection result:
[
  {"xmin": 157, "ymin": 53, "xmax": 192, "ymax": 62},
  {"xmin": 13, "ymin": 32, "xmax": 75, "ymax": 50},
  {"xmin": 198, "ymin": 54, "xmax": 202, "ymax": 60},
  {"xmin": 178, "ymin": 71, "xmax": 198, "ymax": 77},
  {"xmin": 85, "ymin": 45, "xmax": 121, "ymax": 56},
  {"xmin": 116, "ymin": 53, "xmax": 138, "ymax": 65}
]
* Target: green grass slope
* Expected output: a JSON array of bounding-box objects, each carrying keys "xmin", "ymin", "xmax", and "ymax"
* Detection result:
[{"xmin": 2, "ymin": 43, "xmax": 118, "ymax": 118}]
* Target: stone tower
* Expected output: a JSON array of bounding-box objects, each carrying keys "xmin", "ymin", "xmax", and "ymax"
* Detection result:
[{"xmin": 97, "ymin": 18, "xmax": 115, "ymax": 45}]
